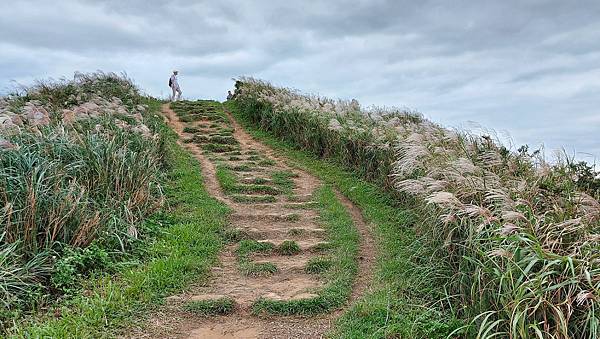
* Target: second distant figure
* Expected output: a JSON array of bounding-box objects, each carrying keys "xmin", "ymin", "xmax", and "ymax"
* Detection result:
[{"xmin": 169, "ymin": 70, "xmax": 182, "ymax": 101}]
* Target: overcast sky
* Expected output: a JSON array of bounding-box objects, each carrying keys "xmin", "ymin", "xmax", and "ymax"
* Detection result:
[{"xmin": 1, "ymin": 0, "xmax": 599, "ymax": 162}]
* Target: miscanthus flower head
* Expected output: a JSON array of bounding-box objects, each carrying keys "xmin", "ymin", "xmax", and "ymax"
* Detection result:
[{"xmin": 328, "ymin": 118, "xmax": 342, "ymax": 131}]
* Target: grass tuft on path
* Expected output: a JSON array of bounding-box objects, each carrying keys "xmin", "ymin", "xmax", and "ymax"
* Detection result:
[
  {"xmin": 276, "ymin": 240, "xmax": 301, "ymax": 256},
  {"xmin": 236, "ymin": 240, "xmax": 278, "ymax": 277},
  {"xmin": 183, "ymin": 298, "xmax": 235, "ymax": 316}
]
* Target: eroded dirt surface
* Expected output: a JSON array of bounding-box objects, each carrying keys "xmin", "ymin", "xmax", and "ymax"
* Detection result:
[{"xmin": 125, "ymin": 103, "xmax": 376, "ymax": 339}]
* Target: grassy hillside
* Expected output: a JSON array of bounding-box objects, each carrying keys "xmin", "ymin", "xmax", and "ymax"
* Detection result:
[
  {"xmin": 3, "ymin": 72, "xmax": 598, "ymax": 338},
  {"xmin": 0, "ymin": 73, "xmax": 161, "ymax": 321},
  {"xmin": 0, "ymin": 73, "xmax": 229, "ymax": 336},
  {"xmin": 231, "ymin": 78, "xmax": 600, "ymax": 338}
]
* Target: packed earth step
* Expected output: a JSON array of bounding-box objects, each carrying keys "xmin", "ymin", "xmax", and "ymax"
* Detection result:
[
  {"xmin": 231, "ymin": 212, "xmax": 318, "ymax": 222},
  {"xmin": 187, "ymin": 275, "xmax": 323, "ymax": 307},
  {"xmin": 255, "ymin": 239, "xmax": 328, "ymax": 251},
  {"xmin": 252, "ymin": 255, "xmax": 316, "ymax": 272},
  {"xmin": 235, "ymin": 226, "xmax": 327, "ymax": 240},
  {"xmin": 285, "ymin": 194, "xmax": 314, "ymax": 202}
]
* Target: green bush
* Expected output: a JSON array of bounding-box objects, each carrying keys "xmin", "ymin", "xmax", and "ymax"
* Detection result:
[{"xmin": 51, "ymin": 245, "xmax": 112, "ymax": 294}]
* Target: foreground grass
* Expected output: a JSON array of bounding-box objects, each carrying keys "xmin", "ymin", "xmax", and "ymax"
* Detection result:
[
  {"xmin": 183, "ymin": 297, "xmax": 235, "ymax": 316},
  {"xmin": 9, "ymin": 101, "xmax": 230, "ymax": 338},
  {"xmin": 252, "ymin": 186, "xmax": 359, "ymax": 316},
  {"xmin": 227, "ymin": 101, "xmax": 460, "ymax": 338}
]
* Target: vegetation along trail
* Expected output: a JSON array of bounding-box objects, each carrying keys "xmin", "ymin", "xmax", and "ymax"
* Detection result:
[
  {"xmin": 129, "ymin": 101, "xmax": 376, "ymax": 338},
  {"xmin": 5, "ymin": 73, "xmax": 597, "ymax": 338}
]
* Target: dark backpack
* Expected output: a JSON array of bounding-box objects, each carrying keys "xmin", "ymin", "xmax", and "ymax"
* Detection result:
[{"xmin": 168, "ymin": 78, "xmax": 172, "ymax": 87}]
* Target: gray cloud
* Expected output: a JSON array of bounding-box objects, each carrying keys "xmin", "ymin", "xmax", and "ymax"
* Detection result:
[{"xmin": 1, "ymin": 0, "xmax": 599, "ymax": 161}]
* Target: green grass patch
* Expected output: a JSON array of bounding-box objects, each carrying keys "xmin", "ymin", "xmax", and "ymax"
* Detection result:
[
  {"xmin": 270, "ymin": 170, "xmax": 297, "ymax": 195},
  {"xmin": 285, "ymin": 195, "xmax": 313, "ymax": 203},
  {"xmin": 236, "ymin": 240, "xmax": 278, "ymax": 277},
  {"xmin": 210, "ymin": 135, "xmax": 237, "ymax": 145},
  {"xmin": 287, "ymin": 228, "xmax": 305, "ymax": 236},
  {"xmin": 276, "ymin": 240, "xmax": 301, "ymax": 256},
  {"xmin": 216, "ymin": 165, "xmax": 279, "ymax": 195},
  {"xmin": 182, "ymin": 126, "xmax": 199, "ymax": 133},
  {"xmin": 305, "ymin": 257, "xmax": 333, "ymax": 274},
  {"xmin": 193, "ymin": 134, "xmax": 211, "ymax": 143},
  {"xmin": 220, "ymin": 228, "xmax": 248, "ymax": 244},
  {"xmin": 310, "ymin": 241, "xmax": 333, "ymax": 253},
  {"xmin": 216, "ymin": 127, "xmax": 234, "ymax": 134},
  {"xmin": 183, "ymin": 297, "xmax": 235, "ymax": 316},
  {"xmin": 215, "ymin": 164, "xmax": 238, "ymax": 193},
  {"xmin": 178, "ymin": 115, "xmax": 193, "ymax": 122},
  {"xmin": 201, "ymin": 143, "xmax": 239, "ymax": 153},
  {"xmin": 231, "ymin": 195, "xmax": 276, "ymax": 203},
  {"xmin": 239, "ymin": 261, "xmax": 278, "ymax": 277},
  {"xmin": 257, "ymin": 159, "xmax": 276, "ymax": 167},
  {"xmin": 229, "ymin": 164, "xmax": 254, "ymax": 172},
  {"xmin": 173, "ymin": 100, "xmax": 230, "ymax": 126},
  {"xmin": 285, "ymin": 213, "xmax": 301, "ymax": 222},
  {"xmin": 234, "ymin": 184, "xmax": 279, "ymax": 195},
  {"xmin": 224, "ymin": 150, "xmax": 242, "ymax": 156},
  {"xmin": 236, "ymin": 240, "xmax": 274, "ymax": 257},
  {"xmin": 248, "ymin": 177, "xmax": 269, "ymax": 184}
]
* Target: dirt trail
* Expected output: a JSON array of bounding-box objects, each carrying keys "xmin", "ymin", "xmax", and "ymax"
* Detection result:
[
  {"xmin": 127, "ymin": 103, "xmax": 375, "ymax": 339},
  {"xmin": 224, "ymin": 110, "xmax": 377, "ymax": 306}
]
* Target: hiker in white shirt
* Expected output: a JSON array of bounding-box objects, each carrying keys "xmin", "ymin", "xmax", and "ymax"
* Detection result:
[{"xmin": 169, "ymin": 70, "xmax": 182, "ymax": 101}]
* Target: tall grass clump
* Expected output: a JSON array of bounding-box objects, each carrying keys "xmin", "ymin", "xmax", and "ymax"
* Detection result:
[
  {"xmin": 0, "ymin": 72, "xmax": 164, "ymax": 326},
  {"xmin": 232, "ymin": 77, "xmax": 600, "ymax": 338}
]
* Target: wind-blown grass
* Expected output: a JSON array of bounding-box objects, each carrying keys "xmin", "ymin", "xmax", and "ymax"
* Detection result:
[
  {"xmin": 6, "ymin": 98, "xmax": 230, "ymax": 337},
  {"xmin": 230, "ymin": 106, "xmax": 459, "ymax": 337},
  {"xmin": 1, "ymin": 121, "xmax": 163, "ymax": 253},
  {"xmin": 0, "ymin": 73, "xmax": 166, "ymax": 330},
  {"xmin": 231, "ymin": 78, "xmax": 600, "ymax": 338}
]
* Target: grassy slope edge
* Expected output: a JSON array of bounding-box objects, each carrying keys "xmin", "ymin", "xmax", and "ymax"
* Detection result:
[
  {"xmin": 10, "ymin": 99, "xmax": 230, "ymax": 338},
  {"xmin": 227, "ymin": 100, "xmax": 460, "ymax": 338}
]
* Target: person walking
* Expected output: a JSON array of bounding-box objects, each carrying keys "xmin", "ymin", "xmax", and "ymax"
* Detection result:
[{"xmin": 169, "ymin": 70, "xmax": 182, "ymax": 101}]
